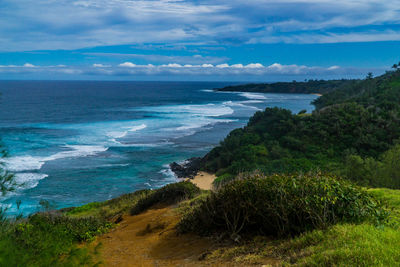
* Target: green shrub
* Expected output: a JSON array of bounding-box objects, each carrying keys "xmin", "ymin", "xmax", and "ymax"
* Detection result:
[
  {"xmin": 25, "ymin": 213, "xmax": 112, "ymax": 242},
  {"xmin": 178, "ymin": 173, "xmax": 387, "ymax": 237},
  {"xmin": 344, "ymin": 144, "xmax": 400, "ymax": 189},
  {"xmin": 67, "ymin": 189, "xmax": 151, "ymax": 218},
  {"xmin": 0, "ymin": 213, "xmax": 111, "ymax": 266},
  {"xmin": 212, "ymin": 173, "xmax": 235, "ymax": 189},
  {"xmin": 130, "ymin": 181, "xmax": 200, "ymax": 215}
]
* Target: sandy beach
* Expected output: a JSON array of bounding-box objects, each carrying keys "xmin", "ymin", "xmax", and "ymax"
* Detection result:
[{"xmin": 188, "ymin": 171, "xmax": 216, "ymax": 190}]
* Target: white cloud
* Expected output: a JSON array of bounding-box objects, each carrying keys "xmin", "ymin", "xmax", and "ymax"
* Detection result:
[
  {"xmin": 231, "ymin": 64, "xmax": 244, "ymax": 68},
  {"xmin": 119, "ymin": 62, "xmax": 137, "ymax": 67},
  {"xmin": 0, "ymin": 62, "xmax": 390, "ymax": 79},
  {"xmin": 1, "ymin": 0, "xmax": 400, "ymax": 52},
  {"xmin": 161, "ymin": 63, "xmax": 183, "ymax": 68},
  {"xmin": 216, "ymin": 63, "xmax": 229, "ymax": 68},
  {"xmin": 245, "ymin": 63, "xmax": 264, "ymax": 68},
  {"xmin": 23, "ymin": 63, "xmax": 35, "ymax": 68}
]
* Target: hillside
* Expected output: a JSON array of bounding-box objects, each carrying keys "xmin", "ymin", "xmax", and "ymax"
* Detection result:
[
  {"xmin": 216, "ymin": 79, "xmax": 357, "ymax": 95},
  {"xmin": 203, "ymin": 69, "xmax": 400, "ymax": 188}
]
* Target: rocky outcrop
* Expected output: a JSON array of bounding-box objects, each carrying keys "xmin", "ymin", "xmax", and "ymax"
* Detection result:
[{"xmin": 169, "ymin": 157, "xmax": 202, "ymax": 179}]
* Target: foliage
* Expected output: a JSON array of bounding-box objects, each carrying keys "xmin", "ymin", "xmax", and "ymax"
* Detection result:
[
  {"xmin": 178, "ymin": 173, "xmax": 386, "ymax": 237},
  {"xmin": 217, "ymin": 79, "xmax": 355, "ymax": 94},
  {"xmin": 314, "ymin": 68, "xmax": 400, "ymax": 110},
  {"xmin": 0, "ymin": 213, "xmax": 110, "ymax": 266},
  {"xmin": 66, "ymin": 189, "xmax": 151, "ymax": 219},
  {"xmin": 203, "ymin": 187, "xmax": 400, "ymax": 266},
  {"xmin": 0, "ymin": 143, "xmax": 18, "ymax": 196},
  {"xmin": 203, "ymin": 71, "xmax": 400, "ymax": 189},
  {"xmin": 130, "ymin": 181, "xmax": 200, "ymax": 215},
  {"xmin": 343, "ymin": 144, "xmax": 400, "ymax": 189},
  {"xmin": 276, "ymin": 223, "xmax": 400, "ymax": 266}
]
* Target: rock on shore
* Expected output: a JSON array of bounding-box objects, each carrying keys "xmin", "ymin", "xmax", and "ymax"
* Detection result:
[{"xmin": 169, "ymin": 157, "xmax": 202, "ymax": 179}]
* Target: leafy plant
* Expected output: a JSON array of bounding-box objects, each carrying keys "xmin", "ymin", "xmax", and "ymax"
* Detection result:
[
  {"xmin": 130, "ymin": 181, "xmax": 200, "ymax": 215},
  {"xmin": 178, "ymin": 173, "xmax": 387, "ymax": 237}
]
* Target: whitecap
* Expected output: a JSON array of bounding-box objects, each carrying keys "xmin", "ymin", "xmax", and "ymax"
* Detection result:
[
  {"xmin": 223, "ymin": 101, "xmax": 261, "ymax": 110},
  {"xmin": 240, "ymin": 92, "xmax": 267, "ymax": 100},
  {"xmin": 159, "ymin": 164, "xmax": 177, "ymax": 181},
  {"xmin": 136, "ymin": 104, "xmax": 234, "ymax": 117},
  {"xmin": 4, "ymin": 145, "xmax": 108, "ymax": 172},
  {"xmin": 14, "ymin": 173, "xmax": 48, "ymax": 190},
  {"xmin": 107, "ymin": 123, "xmax": 147, "ymax": 139}
]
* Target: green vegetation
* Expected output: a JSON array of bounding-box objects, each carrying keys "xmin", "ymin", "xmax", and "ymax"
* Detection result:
[
  {"xmin": 0, "ymin": 213, "xmax": 111, "ymax": 266},
  {"xmin": 204, "ymin": 69, "xmax": 400, "ymax": 189},
  {"xmin": 0, "ymin": 181, "xmax": 201, "ymax": 266},
  {"xmin": 178, "ymin": 173, "xmax": 385, "ymax": 237},
  {"xmin": 66, "ymin": 189, "xmax": 151, "ymax": 219},
  {"xmin": 343, "ymin": 144, "xmax": 400, "ymax": 188},
  {"xmin": 2, "ymin": 65, "xmax": 400, "ymax": 266},
  {"xmin": 130, "ymin": 181, "xmax": 200, "ymax": 215},
  {"xmin": 0, "ymin": 142, "xmax": 109, "ymax": 265},
  {"xmin": 202, "ymin": 188, "xmax": 400, "ymax": 266},
  {"xmin": 217, "ymin": 79, "xmax": 355, "ymax": 94}
]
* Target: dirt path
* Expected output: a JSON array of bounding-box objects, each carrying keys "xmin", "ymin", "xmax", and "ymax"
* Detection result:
[
  {"xmin": 189, "ymin": 171, "xmax": 216, "ymax": 190},
  {"xmin": 95, "ymin": 205, "xmax": 235, "ymax": 267}
]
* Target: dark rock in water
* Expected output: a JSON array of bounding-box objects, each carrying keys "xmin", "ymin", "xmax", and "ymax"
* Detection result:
[{"xmin": 170, "ymin": 157, "xmax": 202, "ymax": 179}]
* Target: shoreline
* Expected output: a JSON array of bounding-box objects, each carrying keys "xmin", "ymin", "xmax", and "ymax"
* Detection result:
[{"xmin": 184, "ymin": 171, "xmax": 216, "ymax": 190}]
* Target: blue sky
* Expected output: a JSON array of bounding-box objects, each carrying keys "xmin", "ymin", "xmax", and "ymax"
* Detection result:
[{"xmin": 0, "ymin": 0, "xmax": 399, "ymax": 81}]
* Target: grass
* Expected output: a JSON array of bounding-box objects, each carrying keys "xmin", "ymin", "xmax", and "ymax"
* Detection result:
[
  {"xmin": 202, "ymin": 187, "xmax": 400, "ymax": 266},
  {"xmin": 66, "ymin": 189, "xmax": 151, "ymax": 219},
  {"xmin": 130, "ymin": 181, "xmax": 200, "ymax": 215},
  {"xmin": 277, "ymin": 223, "xmax": 400, "ymax": 266},
  {"xmin": 1, "ymin": 182, "xmax": 399, "ymax": 266},
  {"xmin": 368, "ymin": 188, "xmax": 400, "ymax": 228},
  {"xmin": 0, "ymin": 212, "xmax": 110, "ymax": 266}
]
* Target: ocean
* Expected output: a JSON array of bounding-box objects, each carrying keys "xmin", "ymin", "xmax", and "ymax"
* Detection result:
[{"xmin": 0, "ymin": 81, "xmax": 318, "ymax": 215}]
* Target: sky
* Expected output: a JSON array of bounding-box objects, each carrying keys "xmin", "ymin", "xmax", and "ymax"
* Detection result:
[{"xmin": 0, "ymin": 0, "xmax": 399, "ymax": 81}]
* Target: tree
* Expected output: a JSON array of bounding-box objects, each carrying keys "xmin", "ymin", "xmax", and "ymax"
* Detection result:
[
  {"xmin": 366, "ymin": 72, "xmax": 373, "ymax": 79},
  {"xmin": 0, "ymin": 145, "xmax": 17, "ymax": 196}
]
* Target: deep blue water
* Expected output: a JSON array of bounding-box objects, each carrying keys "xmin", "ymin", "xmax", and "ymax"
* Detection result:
[{"xmin": 0, "ymin": 81, "xmax": 318, "ymax": 215}]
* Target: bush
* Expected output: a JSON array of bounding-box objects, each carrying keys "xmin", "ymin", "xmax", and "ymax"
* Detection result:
[
  {"xmin": 344, "ymin": 144, "xmax": 400, "ymax": 189},
  {"xmin": 178, "ymin": 173, "xmax": 387, "ymax": 237},
  {"xmin": 66, "ymin": 189, "xmax": 151, "ymax": 219},
  {"xmin": 0, "ymin": 213, "xmax": 111, "ymax": 266},
  {"xmin": 130, "ymin": 181, "xmax": 200, "ymax": 215}
]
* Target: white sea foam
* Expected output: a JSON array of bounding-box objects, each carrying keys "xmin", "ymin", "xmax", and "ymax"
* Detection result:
[
  {"xmin": 107, "ymin": 123, "xmax": 147, "ymax": 139},
  {"xmin": 223, "ymin": 101, "xmax": 261, "ymax": 110},
  {"xmin": 4, "ymin": 145, "xmax": 108, "ymax": 172},
  {"xmin": 138, "ymin": 104, "xmax": 234, "ymax": 117},
  {"xmin": 159, "ymin": 164, "xmax": 177, "ymax": 181},
  {"xmin": 14, "ymin": 173, "xmax": 48, "ymax": 190},
  {"xmin": 240, "ymin": 92, "xmax": 267, "ymax": 100},
  {"xmin": 241, "ymin": 100, "xmax": 264, "ymax": 104}
]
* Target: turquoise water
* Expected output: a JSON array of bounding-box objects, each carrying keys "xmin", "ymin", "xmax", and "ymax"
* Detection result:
[{"xmin": 0, "ymin": 81, "xmax": 318, "ymax": 215}]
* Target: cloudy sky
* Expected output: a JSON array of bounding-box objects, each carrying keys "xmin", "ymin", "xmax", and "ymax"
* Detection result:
[{"xmin": 0, "ymin": 0, "xmax": 399, "ymax": 81}]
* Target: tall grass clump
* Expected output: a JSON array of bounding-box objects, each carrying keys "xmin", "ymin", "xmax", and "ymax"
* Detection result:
[
  {"xmin": 0, "ymin": 213, "xmax": 111, "ymax": 266},
  {"xmin": 131, "ymin": 181, "xmax": 200, "ymax": 215},
  {"xmin": 178, "ymin": 173, "xmax": 387, "ymax": 237}
]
